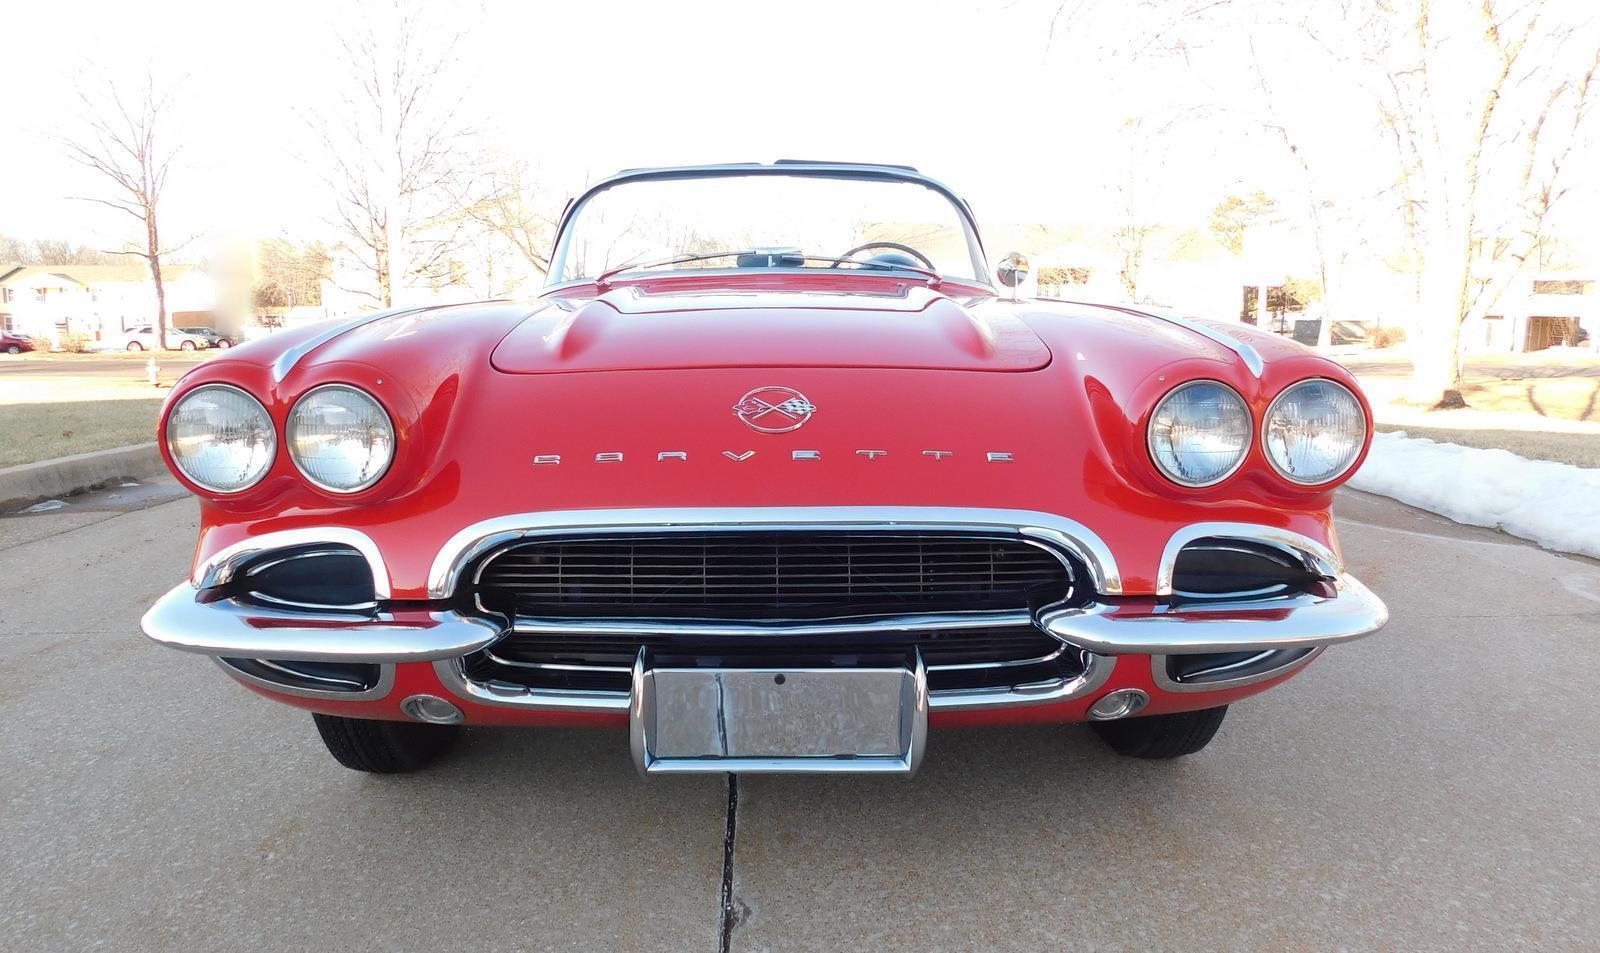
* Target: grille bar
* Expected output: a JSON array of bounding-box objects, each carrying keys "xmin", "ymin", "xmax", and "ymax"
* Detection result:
[{"xmin": 473, "ymin": 532, "xmax": 1074, "ymax": 620}]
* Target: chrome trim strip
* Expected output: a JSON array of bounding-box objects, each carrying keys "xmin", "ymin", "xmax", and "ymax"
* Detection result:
[
  {"xmin": 480, "ymin": 638, "xmax": 1069, "ymax": 675},
  {"xmin": 1162, "ymin": 313, "xmax": 1265, "ymax": 377},
  {"xmin": 194, "ymin": 527, "xmax": 392, "ymax": 600},
  {"xmin": 214, "ymin": 657, "xmax": 396, "ymax": 702},
  {"xmin": 269, "ymin": 305, "xmax": 442, "ymax": 383},
  {"xmin": 435, "ymin": 646, "xmax": 1117, "ymax": 714},
  {"xmin": 1042, "ymin": 573, "xmax": 1387, "ymax": 655},
  {"xmin": 433, "ymin": 656, "xmax": 632, "ymax": 713},
  {"xmin": 141, "ymin": 583, "xmax": 500, "ymax": 663},
  {"xmin": 506, "ymin": 610, "xmax": 1036, "ymax": 638},
  {"xmin": 546, "ymin": 162, "xmax": 992, "ymax": 287},
  {"xmin": 926, "ymin": 650, "xmax": 1116, "ymax": 711},
  {"xmin": 1156, "ymin": 522, "xmax": 1341, "ymax": 597},
  {"xmin": 427, "ymin": 506, "xmax": 1122, "ymax": 599},
  {"xmin": 1150, "ymin": 646, "xmax": 1323, "ymax": 694}
]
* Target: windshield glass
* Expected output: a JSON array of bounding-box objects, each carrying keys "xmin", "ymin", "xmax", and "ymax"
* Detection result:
[{"xmin": 551, "ymin": 173, "xmax": 985, "ymax": 283}]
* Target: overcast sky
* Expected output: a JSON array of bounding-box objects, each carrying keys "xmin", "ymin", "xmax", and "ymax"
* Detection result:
[{"xmin": 2, "ymin": 0, "xmax": 1595, "ymax": 261}]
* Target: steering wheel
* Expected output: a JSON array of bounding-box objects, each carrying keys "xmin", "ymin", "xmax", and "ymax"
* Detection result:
[{"xmin": 830, "ymin": 241, "xmax": 936, "ymax": 270}]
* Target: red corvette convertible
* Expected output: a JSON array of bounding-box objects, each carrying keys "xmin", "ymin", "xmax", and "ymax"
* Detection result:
[{"xmin": 143, "ymin": 162, "xmax": 1386, "ymax": 775}]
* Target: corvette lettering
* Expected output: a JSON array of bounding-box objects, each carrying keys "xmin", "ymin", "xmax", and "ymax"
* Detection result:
[{"xmin": 532, "ymin": 450, "xmax": 1015, "ymax": 465}]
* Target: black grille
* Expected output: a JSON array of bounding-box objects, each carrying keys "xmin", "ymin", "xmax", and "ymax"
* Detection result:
[{"xmin": 473, "ymin": 532, "xmax": 1073, "ymax": 620}]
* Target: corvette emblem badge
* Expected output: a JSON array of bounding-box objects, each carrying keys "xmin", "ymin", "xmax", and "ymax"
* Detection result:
[{"xmin": 733, "ymin": 386, "xmax": 815, "ymax": 433}]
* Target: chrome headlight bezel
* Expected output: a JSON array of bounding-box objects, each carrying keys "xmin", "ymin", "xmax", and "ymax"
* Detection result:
[
  {"xmin": 285, "ymin": 383, "xmax": 396, "ymax": 494},
  {"xmin": 1146, "ymin": 379, "xmax": 1253, "ymax": 488},
  {"xmin": 164, "ymin": 383, "xmax": 278, "ymax": 494},
  {"xmin": 1261, "ymin": 378, "xmax": 1367, "ymax": 486}
]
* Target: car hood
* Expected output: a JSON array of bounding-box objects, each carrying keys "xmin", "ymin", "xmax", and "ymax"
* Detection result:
[{"xmin": 489, "ymin": 284, "xmax": 1052, "ymax": 373}]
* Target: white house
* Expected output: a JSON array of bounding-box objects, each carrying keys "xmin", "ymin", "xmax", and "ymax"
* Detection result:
[
  {"xmin": 0, "ymin": 263, "xmax": 219, "ymax": 346},
  {"xmin": 1461, "ymin": 276, "xmax": 1598, "ymax": 353}
]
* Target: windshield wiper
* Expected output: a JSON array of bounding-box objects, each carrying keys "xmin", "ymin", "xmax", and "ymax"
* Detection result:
[{"xmin": 594, "ymin": 249, "xmax": 943, "ymax": 289}]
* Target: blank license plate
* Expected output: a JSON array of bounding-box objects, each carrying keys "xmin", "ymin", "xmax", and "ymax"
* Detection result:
[{"xmin": 631, "ymin": 658, "xmax": 927, "ymax": 775}]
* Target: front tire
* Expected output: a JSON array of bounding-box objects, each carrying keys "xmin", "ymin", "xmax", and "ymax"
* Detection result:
[
  {"xmin": 180, "ymin": 340, "xmax": 196, "ymax": 351},
  {"xmin": 4, "ymin": 344, "xmax": 19, "ymax": 355},
  {"xmin": 312, "ymin": 713, "xmax": 459, "ymax": 773},
  {"xmin": 126, "ymin": 341, "xmax": 144, "ymax": 352},
  {"xmin": 1091, "ymin": 705, "xmax": 1227, "ymax": 759}
]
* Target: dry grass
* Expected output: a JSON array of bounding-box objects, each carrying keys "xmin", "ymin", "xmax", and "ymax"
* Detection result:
[
  {"xmin": 0, "ymin": 357, "xmax": 192, "ymax": 465},
  {"xmin": 0, "ymin": 399, "xmax": 163, "ymax": 468},
  {"xmin": 1350, "ymin": 357, "xmax": 1600, "ymax": 471}
]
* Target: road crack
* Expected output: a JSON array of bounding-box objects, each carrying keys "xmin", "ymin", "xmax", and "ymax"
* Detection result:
[{"xmin": 718, "ymin": 774, "xmax": 742, "ymax": 953}]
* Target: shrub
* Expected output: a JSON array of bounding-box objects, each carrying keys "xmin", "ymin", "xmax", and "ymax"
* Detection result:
[
  {"xmin": 1369, "ymin": 327, "xmax": 1407, "ymax": 349},
  {"xmin": 56, "ymin": 332, "xmax": 93, "ymax": 353},
  {"xmin": 28, "ymin": 336, "xmax": 54, "ymax": 353}
]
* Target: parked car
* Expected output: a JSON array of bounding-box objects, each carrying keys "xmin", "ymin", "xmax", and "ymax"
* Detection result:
[
  {"xmin": 123, "ymin": 325, "xmax": 209, "ymax": 351},
  {"xmin": 141, "ymin": 162, "xmax": 1387, "ymax": 776},
  {"xmin": 179, "ymin": 326, "xmax": 237, "ymax": 349},
  {"xmin": 0, "ymin": 331, "xmax": 34, "ymax": 354}
]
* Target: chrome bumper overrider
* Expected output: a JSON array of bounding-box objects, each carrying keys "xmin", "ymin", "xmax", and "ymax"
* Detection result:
[
  {"xmin": 140, "ymin": 583, "xmax": 500, "ymax": 663},
  {"xmin": 1041, "ymin": 574, "xmax": 1387, "ymax": 655}
]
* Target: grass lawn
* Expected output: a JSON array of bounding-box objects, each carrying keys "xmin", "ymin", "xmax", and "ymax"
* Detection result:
[
  {"xmin": 0, "ymin": 399, "xmax": 164, "ymax": 468},
  {"xmin": 1353, "ymin": 360, "xmax": 1600, "ymax": 469}
]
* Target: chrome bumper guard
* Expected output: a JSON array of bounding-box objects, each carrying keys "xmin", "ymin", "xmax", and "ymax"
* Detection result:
[
  {"xmin": 140, "ymin": 583, "xmax": 501, "ymax": 663},
  {"xmin": 1042, "ymin": 574, "xmax": 1387, "ymax": 655}
]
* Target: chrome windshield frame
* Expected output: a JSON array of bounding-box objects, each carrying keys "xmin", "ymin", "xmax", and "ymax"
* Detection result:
[{"xmin": 545, "ymin": 162, "xmax": 993, "ymax": 289}]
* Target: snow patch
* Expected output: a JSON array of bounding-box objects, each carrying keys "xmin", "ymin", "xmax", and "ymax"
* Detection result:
[{"xmin": 1348, "ymin": 431, "xmax": 1600, "ymax": 560}]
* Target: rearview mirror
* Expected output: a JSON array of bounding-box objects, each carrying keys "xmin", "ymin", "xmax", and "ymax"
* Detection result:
[{"xmin": 997, "ymin": 252, "xmax": 1030, "ymax": 289}]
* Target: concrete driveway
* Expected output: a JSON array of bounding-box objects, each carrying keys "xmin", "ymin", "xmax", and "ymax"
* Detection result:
[{"xmin": 2, "ymin": 487, "xmax": 1597, "ymax": 951}]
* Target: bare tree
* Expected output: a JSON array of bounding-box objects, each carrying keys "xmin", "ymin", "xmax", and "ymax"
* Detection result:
[
  {"xmin": 306, "ymin": 2, "xmax": 476, "ymax": 307},
  {"xmin": 0, "ymin": 235, "xmax": 117, "ymax": 266},
  {"xmin": 253, "ymin": 240, "xmax": 332, "ymax": 310},
  {"xmin": 1374, "ymin": 0, "xmax": 1600, "ymax": 404},
  {"xmin": 456, "ymin": 159, "xmax": 554, "ymax": 280},
  {"xmin": 1238, "ymin": 0, "xmax": 1599, "ymax": 404},
  {"xmin": 60, "ymin": 73, "xmax": 181, "ymax": 345}
]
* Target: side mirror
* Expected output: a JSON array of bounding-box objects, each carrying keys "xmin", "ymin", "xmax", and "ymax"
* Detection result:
[{"xmin": 996, "ymin": 252, "xmax": 1030, "ymax": 289}]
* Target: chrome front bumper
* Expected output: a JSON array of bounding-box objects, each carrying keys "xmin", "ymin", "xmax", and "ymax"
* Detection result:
[
  {"xmin": 142, "ymin": 509, "xmax": 1388, "ymax": 713},
  {"xmin": 142, "ymin": 574, "xmax": 1385, "ymax": 665}
]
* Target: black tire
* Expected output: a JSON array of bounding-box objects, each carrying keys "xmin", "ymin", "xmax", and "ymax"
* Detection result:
[
  {"xmin": 126, "ymin": 341, "xmax": 144, "ymax": 352},
  {"xmin": 312, "ymin": 713, "xmax": 459, "ymax": 773},
  {"xmin": 1091, "ymin": 705, "xmax": 1227, "ymax": 759},
  {"xmin": 4, "ymin": 344, "xmax": 19, "ymax": 355},
  {"xmin": 180, "ymin": 340, "xmax": 196, "ymax": 351}
]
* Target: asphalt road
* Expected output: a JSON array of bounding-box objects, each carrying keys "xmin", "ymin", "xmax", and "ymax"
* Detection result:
[
  {"xmin": 2, "ymin": 486, "xmax": 1598, "ymax": 951},
  {"xmin": 0, "ymin": 352, "xmax": 214, "ymax": 380}
]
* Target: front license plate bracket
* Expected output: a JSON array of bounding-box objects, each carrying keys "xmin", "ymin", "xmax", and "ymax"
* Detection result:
[{"xmin": 629, "ymin": 649, "xmax": 928, "ymax": 775}]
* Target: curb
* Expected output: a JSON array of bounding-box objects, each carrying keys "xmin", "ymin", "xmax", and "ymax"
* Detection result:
[{"xmin": 0, "ymin": 443, "xmax": 167, "ymax": 511}]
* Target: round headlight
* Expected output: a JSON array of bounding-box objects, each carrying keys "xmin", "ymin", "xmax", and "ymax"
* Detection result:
[
  {"xmin": 1147, "ymin": 380, "xmax": 1252, "ymax": 487},
  {"xmin": 1263, "ymin": 379, "xmax": 1366, "ymax": 485},
  {"xmin": 165, "ymin": 384, "xmax": 277, "ymax": 493},
  {"xmin": 286, "ymin": 385, "xmax": 395, "ymax": 493}
]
